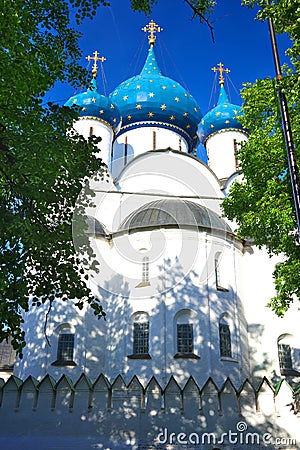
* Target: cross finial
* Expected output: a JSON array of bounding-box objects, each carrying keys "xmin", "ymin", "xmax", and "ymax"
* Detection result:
[
  {"xmin": 142, "ymin": 20, "xmax": 163, "ymax": 47},
  {"xmin": 212, "ymin": 62, "xmax": 230, "ymax": 86},
  {"xmin": 86, "ymin": 50, "xmax": 106, "ymax": 78}
]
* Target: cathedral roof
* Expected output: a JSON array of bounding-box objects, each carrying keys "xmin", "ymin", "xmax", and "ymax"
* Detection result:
[
  {"xmin": 118, "ymin": 199, "xmax": 232, "ymax": 233},
  {"xmin": 198, "ymin": 85, "xmax": 244, "ymax": 144},
  {"xmin": 65, "ymin": 78, "xmax": 121, "ymax": 132},
  {"xmin": 109, "ymin": 46, "xmax": 202, "ymax": 150}
]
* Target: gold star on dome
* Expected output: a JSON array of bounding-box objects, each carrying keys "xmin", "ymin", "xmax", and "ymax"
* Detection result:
[
  {"xmin": 127, "ymin": 115, "xmax": 132, "ymax": 120},
  {"xmin": 186, "ymin": 124, "xmax": 191, "ymax": 129},
  {"xmin": 125, "ymin": 83, "xmax": 130, "ymax": 87},
  {"xmin": 113, "ymin": 91, "xmax": 118, "ymax": 96},
  {"xmin": 170, "ymin": 115, "xmax": 175, "ymax": 121},
  {"xmin": 216, "ymin": 111, "xmax": 221, "ymax": 116},
  {"xmin": 210, "ymin": 124, "xmax": 214, "ymax": 128},
  {"xmin": 73, "ymin": 99, "xmax": 77, "ymax": 104},
  {"xmin": 123, "ymin": 95, "xmax": 128, "ymax": 101},
  {"xmin": 148, "ymin": 112, "xmax": 154, "ymax": 117},
  {"xmin": 113, "ymin": 118, "xmax": 117, "ymax": 122},
  {"xmin": 184, "ymin": 93, "xmax": 188, "ymax": 97},
  {"xmin": 172, "ymin": 84, "xmax": 177, "ymax": 88},
  {"xmin": 161, "ymin": 85, "xmax": 167, "ymax": 90},
  {"xmin": 174, "ymin": 97, "xmax": 179, "ymax": 102},
  {"xmin": 201, "ymin": 119, "xmax": 204, "ymax": 124},
  {"xmin": 194, "ymin": 107, "xmax": 198, "ymax": 112},
  {"xmin": 193, "ymin": 135, "xmax": 197, "ymax": 139},
  {"xmin": 136, "ymin": 85, "xmax": 141, "ymax": 89},
  {"xmin": 225, "ymin": 120, "xmax": 230, "ymax": 124},
  {"xmin": 91, "ymin": 97, "xmax": 97, "ymax": 103},
  {"xmin": 148, "ymin": 92, "xmax": 155, "ymax": 98},
  {"xmin": 99, "ymin": 109, "xmax": 104, "ymax": 114},
  {"xmin": 233, "ymin": 109, "xmax": 239, "ymax": 114},
  {"xmin": 110, "ymin": 104, "xmax": 115, "ymax": 109},
  {"xmin": 82, "ymin": 107, "xmax": 87, "ymax": 111},
  {"xmin": 136, "ymin": 104, "xmax": 142, "ymax": 109},
  {"xmin": 149, "ymin": 79, "xmax": 154, "ymax": 83},
  {"xmin": 183, "ymin": 112, "xmax": 188, "ymax": 117},
  {"xmin": 161, "ymin": 104, "xmax": 167, "ymax": 110}
]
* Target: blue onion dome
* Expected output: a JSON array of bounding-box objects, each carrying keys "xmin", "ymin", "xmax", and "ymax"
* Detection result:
[
  {"xmin": 65, "ymin": 78, "xmax": 121, "ymax": 132},
  {"xmin": 109, "ymin": 46, "xmax": 202, "ymax": 150},
  {"xmin": 198, "ymin": 85, "xmax": 244, "ymax": 144}
]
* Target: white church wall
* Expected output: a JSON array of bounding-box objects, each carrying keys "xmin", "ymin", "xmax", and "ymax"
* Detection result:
[
  {"xmin": 73, "ymin": 117, "xmax": 114, "ymax": 166},
  {"xmin": 111, "ymin": 126, "xmax": 189, "ymax": 177},
  {"xmin": 206, "ymin": 130, "xmax": 248, "ymax": 180},
  {"xmin": 115, "ymin": 150, "xmax": 224, "ymax": 217},
  {"xmin": 240, "ymin": 245, "xmax": 300, "ymax": 381}
]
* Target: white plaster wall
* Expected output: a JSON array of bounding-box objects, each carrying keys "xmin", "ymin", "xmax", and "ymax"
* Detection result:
[
  {"xmin": 238, "ymin": 245, "xmax": 300, "ymax": 380},
  {"xmin": 111, "ymin": 127, "xmax": 189, "ymax": 177},
  {"xmin": 115, "ymin": 150, "xmax": 224, "ymax": 217},
  {"xmin": 206, "ymin": 130, "xmax": 248, "ymax": 180},
  {"xmin": 73, "ymin": 117, "xmax": 114, "ymax": 166}
]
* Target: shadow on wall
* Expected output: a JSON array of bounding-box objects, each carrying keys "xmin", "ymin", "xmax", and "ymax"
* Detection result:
[{"xmin": 0, "ymin": 372, "xmax": 299, "ymax": 449}]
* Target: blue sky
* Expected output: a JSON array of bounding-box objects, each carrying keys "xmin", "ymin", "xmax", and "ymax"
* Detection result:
[{"xmin": 47, "ymin": 0, "xmax": 292, "ymax": 116}]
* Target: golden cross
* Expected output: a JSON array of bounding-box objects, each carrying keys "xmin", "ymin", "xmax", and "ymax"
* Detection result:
[
  {"xmin": 86, "ymin": 51, "xmax": 106, "ymax": 78},
  {"xmin": 142, "ymin": 20, "xmax": 163, "ymax": 47},
  {"xmin": 212, "ymin": 62, "xmax": 230, "ymax": 86}
]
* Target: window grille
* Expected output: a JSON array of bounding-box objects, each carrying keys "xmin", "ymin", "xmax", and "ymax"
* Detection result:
[
  {"xmin": 219, "ymin": 323, "xmax": 232, "ymax": 357},
  {"xmin": 278, "ymin": 343, "xmax": 293, "ymax": 370},
  {"xmin": 142, "ymin": 256, "xmax": 149, "ymax": 282},
  {"xmin": 57, "ymin": 333, "xmax": 74, "ymax": 362},
  {"xmin": 133, "ymin": 322, "xmax": 149, "ymax": 354},
  {"xmin": 177, "ymin": 323, "xmax": 193, "ymax": 353}
]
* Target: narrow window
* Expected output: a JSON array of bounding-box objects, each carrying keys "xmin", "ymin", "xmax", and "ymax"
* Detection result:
[
  {"xmin": 179, "ymin": 138, "xmax": 182, "ymax": 151},
  {"xmin": 233, "ymin": 139, "xmax": 239, "ymax": 170},
  {"xmin": 142, "ymin": 256, "xmax": 149, "ymax": 283},
  {"xmin": 278, "ymin": 343, "xmax": 293, "ymax": 370},
  {"xmin": 57, "ymin": 333, "xmax": 74, "ymax": 362},
  {"xmin": 133, "ymin": 321, "xmax": 149, "ymax": 355},
  {"xmin": 219, "ymin": 323, "xmax": 232, "ymax": 357},
  {"xmin": 215, "ymin": 252, "xmax": 228, "ymax": 291},
  {"xmin": 89, "ymin": 126, "xmax": 94, "ymax": 137},
  {"xmin": 177, "ymin": 323, "xmax": 193, "ymax": 353},
  {"xmin": 153, "ymin": 131, "xmax": 156, "ymax": 150},
  {"xmin": 124, "ymin": 136, "xmax": 128, "ymax": 165},
  {"xmin": 215, "ymin": 254, "xmax": 221, "ymax": 288}
]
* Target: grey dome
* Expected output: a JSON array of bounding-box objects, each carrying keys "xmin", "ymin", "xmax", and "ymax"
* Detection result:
[
  {"xmin": 118, "ymin": 199, "xmax": 232, "ymax": 233},
  {"xmin": 85, "ymin": 216, "xmax": 109, "ymax": 237}
]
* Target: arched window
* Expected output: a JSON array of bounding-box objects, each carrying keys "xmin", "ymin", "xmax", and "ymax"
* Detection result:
[
  {"xmin": 278, "ymin": 334, "xmax": 293, "ymax": 373},
  {"xmin": 219, "ymin": 316, "xmax": 232, "ymax": 358},
  {"xmin": 174, "ymin": 309, "xmax": 200, "ymax": 359},
  {"xmin": 142, "ymin": 256, "xmax": 149, "ymax": 283},
  {"xmin": 128, "ymin": 312, "xmax": 150, "ymax": 359},
  {"xmin": 214, "ymin": 252, "xmax": 228, "ymax": 292},
  {"xmin": 52, "ymin": 324, "xmax": 76, "ymax": 366},
  {"xmin": 135, "ymin": 254, "xmax": 150, "ymax": 288}
]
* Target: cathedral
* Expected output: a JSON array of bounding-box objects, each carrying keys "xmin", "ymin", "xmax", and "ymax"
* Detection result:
[{"xmin": 2, "ymin": 20, "xmax": 300, "ymax": 450}]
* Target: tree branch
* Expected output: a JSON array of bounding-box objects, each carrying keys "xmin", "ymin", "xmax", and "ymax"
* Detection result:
[{"xmin": 183, "ymin": 0, "xmax": 215, "ymax": 43}]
